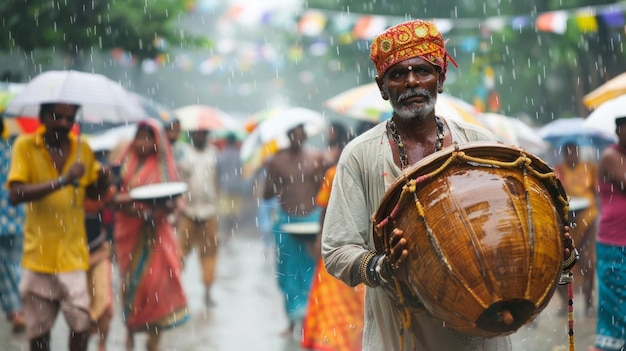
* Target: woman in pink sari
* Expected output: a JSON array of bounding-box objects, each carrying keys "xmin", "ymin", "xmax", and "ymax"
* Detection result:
[{"xmin": 112, "ymin": 119, "xmax": 189, "ymax": 351}]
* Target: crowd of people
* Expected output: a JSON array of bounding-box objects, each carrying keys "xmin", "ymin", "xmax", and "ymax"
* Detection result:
[
  {"xmin": 0, "ymin": 105, "xmax": 247, "ymax": 351},
  {"xmin": 0, "ymin": 17, "xmax": 624, "ymax": 351}
]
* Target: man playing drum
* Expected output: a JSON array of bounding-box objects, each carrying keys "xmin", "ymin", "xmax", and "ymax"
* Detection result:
[{"xmin": 321, "ymin": 19, "xmax": 577, "ymax": 350}]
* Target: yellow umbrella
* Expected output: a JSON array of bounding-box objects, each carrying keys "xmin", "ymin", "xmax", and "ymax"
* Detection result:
[
  {"xmin": 583, "ymin": 71, "xmax": 626, "ymax": 109},
  {"xmin": 324, "ymin": 82, "xmax": 485, "ymax": 127}
]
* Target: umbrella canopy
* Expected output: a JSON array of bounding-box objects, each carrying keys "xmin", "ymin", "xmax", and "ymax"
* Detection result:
[
  {"xmin": 477, "ymin": 113, "xmax": 547, "ymax": 155},
  {"xmin": 240, "ymin": 107, "xmax": 327, "ymax": 178},
  {"xmin": 243, "ymin": 107, "xmax": 284, "ymax": 133},
  {"xmin": 582, "ymin": 94, "xmax": 626, "ymax": 137},
  {"xmin": 324, "ymin": 82, "xmax": 484, "ymax": 126},
  {"xmin": 583, "ymin": 72, "xmax": 626, "ymax": 109},
  {"xmin": 538, "ymin": 117, "xmax": 616, "ymax": 148},
  {"xmin": 131, "ymin": 93, "xmax": 176, "ymax": 123},
  {"xmin": 85, "ymin": 123, "xmax": 138, "ymax": 152},
  {"xmin": 4, "ymin": 70, "xmax": 145, "ymax": 124},
  {"xmin": 174, "ymin": 104, "xmax": 239, "ymax": 131},
  {"xmin": 2, "ymin": 87, "xmax": 78, "ymax": 137}
]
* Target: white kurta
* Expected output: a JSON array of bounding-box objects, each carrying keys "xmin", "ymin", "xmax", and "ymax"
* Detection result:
[{"xmin": 322, "ymin": 118, "xmax": 513, "ymax": 351}]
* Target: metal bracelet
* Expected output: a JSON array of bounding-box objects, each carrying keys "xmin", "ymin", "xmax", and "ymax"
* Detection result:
[{"xmin": 375, "ymin": 255, "xmax": 390, "ymax": 284}]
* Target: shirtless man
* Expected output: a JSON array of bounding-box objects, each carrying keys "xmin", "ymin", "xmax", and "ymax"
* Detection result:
[{"xmin": 262, "ymin": 124, "xmax": 327, "ymax": 337}]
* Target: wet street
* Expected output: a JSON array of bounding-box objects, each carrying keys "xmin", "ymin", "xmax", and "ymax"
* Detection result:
[{"xmin": 0, "ymin": 206, "xmax": 597, "ymax": 351}]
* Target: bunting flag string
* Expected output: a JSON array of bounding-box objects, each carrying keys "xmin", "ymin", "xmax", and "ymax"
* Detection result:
[
  {"xmin": 293, "ymin": 2, "xmax": 626, "ymax": 39},
  {"xmin": 112, "ymin": 1, "xmax": 626, "ymax": 75}
]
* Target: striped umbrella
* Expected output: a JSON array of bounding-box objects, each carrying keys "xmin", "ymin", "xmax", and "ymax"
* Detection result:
[{"xmin": 324, "ymin": 82, "xmax": 484, "ymax": 127}]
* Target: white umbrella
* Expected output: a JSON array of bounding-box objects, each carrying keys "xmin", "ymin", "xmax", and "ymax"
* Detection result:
[
  {"xmin": 240, "ymin": 107, "xmax": 327, "ymax": 177},
  {"xmin": 538, "ymin": 117, "xmax": 616, "ymax": 148},
  {"xmin": 477, "ymin": 113, "xmax": 547, "ymax": 155},
  {"xmin": 582, "ymin": 94, "xmax": 626, "ymax": 137},
  {"xmin": 85, "ymin": 123, "xmax": 138, "ymax": 152},
  {"xmin": 5, "ymin": 70, "xmax": 145, "ymax": 123}
]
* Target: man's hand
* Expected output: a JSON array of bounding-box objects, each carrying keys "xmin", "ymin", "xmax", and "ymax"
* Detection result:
[
  {"xmin": 64, "ymin": 162, "xmax": 85, "ymax": 185},
  {"xmin": 96, "ymin": 166, "xmax": 114, "ymax": 188},
  {"xmin": 389, "ymin": 228, "xmax": 410, "ymax": 280}
]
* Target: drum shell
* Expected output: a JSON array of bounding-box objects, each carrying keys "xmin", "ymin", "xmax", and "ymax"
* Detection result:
[{"xmin": 373, "ymin": 143, "xmax": 567, "ymax": 338}]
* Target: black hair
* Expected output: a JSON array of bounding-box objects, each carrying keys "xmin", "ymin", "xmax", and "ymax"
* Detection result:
[
  {"xmin": 329, "ymin": 121, "xmax": 350, "ymax": 149},
  {"xmin": 39, "ymin": 103, "xmax": 56, "ymax": 121},
  {"xmin": 163, "ymin": 118, "xmax": 180, "ymax": 129},
  {"xmin": 38, "ymin": 103, "xmax": 79, "ymax": 122},
  {"xmin": 136, "ymin": 122, "xmax": 156, "ymax": 138}
]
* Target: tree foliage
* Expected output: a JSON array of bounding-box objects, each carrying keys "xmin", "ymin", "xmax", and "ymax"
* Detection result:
[{"xmin": 0, "ymin": 0, "xmax": 210, "ymax": 66}]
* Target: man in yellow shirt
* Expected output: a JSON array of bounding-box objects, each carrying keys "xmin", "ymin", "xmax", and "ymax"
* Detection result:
[{"xmin": 7, "ymin": 102, "xmax": 111, "ymax": 351}]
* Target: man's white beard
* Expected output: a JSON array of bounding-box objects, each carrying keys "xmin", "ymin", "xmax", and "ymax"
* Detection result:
[{"xmin": 390, "ymin": 88, "xmax": 437, "ymax": 121}]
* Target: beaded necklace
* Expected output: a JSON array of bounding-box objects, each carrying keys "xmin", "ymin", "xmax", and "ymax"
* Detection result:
[{"xmin": 388, "ymin": 115, "xmax": 445, "ymax": 170}]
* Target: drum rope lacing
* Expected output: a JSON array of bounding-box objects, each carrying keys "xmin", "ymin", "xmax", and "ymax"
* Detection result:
[{"xmin": 374, "ymin": 147, "xmax": 575, "ymax": 351}]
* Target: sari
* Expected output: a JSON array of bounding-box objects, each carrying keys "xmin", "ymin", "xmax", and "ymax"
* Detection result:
[
  {"xmin": 113, "ymin": 119, "xmax": 189, "ymax": 332},
  {"xmin": 301, "ymin": 165, "xmax": 365, "ymax": 351}
]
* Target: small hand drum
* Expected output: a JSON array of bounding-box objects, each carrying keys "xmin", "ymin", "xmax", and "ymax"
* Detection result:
[
  {"xmin": 280, "ymin": 222, "xmax": 321, "ymax": 242},
  {"xmin": 129, "ymin": 182, "xmax": 188, "ymax": 206},
  {"xmin": 372, "ymin": 142, "xmax": 569, "ymax": 337}
]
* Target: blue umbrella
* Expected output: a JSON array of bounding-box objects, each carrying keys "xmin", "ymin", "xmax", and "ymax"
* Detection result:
[{"xmin": 538, "ymin": 117, "xmax": 615, "ymax": 149}]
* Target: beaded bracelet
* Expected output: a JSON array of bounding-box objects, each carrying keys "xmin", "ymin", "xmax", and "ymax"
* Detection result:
[
  {"xmin": 562, "ymin": 247, "xmax": 579, "ymax": 272},
  {"xmin": 359, "ymin": 251, "xmax": 378, "ymax": 287}
]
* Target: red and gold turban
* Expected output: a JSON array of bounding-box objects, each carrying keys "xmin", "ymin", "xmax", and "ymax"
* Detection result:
[{"xmin": 370, "ymin": 19, "xmax": 457, "ymax": 80}]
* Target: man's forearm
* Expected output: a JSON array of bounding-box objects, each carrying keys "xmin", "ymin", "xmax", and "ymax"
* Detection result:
[{"xmin": 8, "ymin": 176, "xmax": 68, "ymax": 205}]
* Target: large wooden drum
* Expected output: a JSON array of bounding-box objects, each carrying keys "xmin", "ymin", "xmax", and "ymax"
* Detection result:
[{"xmin": 372, "ymin": 142, "xmax": 569, "ymax": 338}]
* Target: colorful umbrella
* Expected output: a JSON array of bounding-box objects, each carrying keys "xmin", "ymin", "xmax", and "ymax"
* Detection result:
[
  {"xmin": 324, "ymin": 82, "xmax": 484, "ymax": 126},
  {"xmin": 5, "ymin": 70, "xmax": 145, "ymax": 124},
  {"xmin": 240, "ymin": 107, "xmax": 327, "ymax": 178},
  {"xmin": 583, "ymin": 71, "xmax": 626, "ymax": 109},
  {"xmin": 174, "ymin": 104, "xmax": 239, "ymax": 131},
  {"xmin": 243, "ymin": 107, "xmax": 284, "ymax": 133}
]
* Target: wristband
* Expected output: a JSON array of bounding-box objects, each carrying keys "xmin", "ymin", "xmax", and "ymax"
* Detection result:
[
  {"xmin": 375, "ymin": 255, "xmax": 391, "ymax": 284},
  {"xmin": 52, "ymin": 176, "xmax": 64, "ymax": 190}
]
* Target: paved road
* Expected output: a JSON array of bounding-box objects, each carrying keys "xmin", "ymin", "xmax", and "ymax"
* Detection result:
[{"xmin": 1, "ymin": 209, "xmax": 597, "ymax": 351}]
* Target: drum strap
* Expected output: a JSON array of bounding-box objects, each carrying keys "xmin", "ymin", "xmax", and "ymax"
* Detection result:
[{"xmin": 567, "ymin": 282, "xmax": 575, "ymax": 351}]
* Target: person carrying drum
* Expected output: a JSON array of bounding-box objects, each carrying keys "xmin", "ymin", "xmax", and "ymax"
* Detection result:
[
  {"xmin": 554, "ymin": 141, "xmax": 598, "ymax": 317},
  {"xmin": 262, "ymin": 124, "xmax": 327, "ymax": 337},
  {"xmin": 321, "ymin": 19, "xmax": 577, "ymax": 351}
]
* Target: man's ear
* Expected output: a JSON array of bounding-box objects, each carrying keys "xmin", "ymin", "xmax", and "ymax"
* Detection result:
[
  {"xmin": 437, "ymin": 71, "xmax": 445, "ymax": 93},
  {"xmin": 375, "ymin": 76, "xmax": 389, "ymax": 100}
]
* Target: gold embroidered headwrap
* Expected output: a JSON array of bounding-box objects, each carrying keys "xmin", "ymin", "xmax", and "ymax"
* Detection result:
[{"xmin": 370, "ymin": 19, "xmax": 457, "ymax": 80}]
